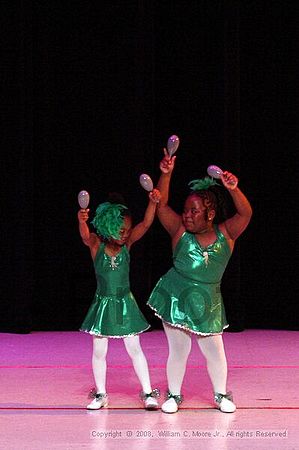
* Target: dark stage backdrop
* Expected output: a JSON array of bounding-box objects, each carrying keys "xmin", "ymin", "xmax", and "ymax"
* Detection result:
[{"xmin": 1, "ymin": 1, "xmax": 298, "ymax": 333}]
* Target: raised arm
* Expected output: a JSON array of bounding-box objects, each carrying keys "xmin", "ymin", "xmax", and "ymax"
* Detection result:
[
  {"xmin": 127, "ymin": 188, "xmax": 161, "ymax": 247},
  {"xmin": 77, "ymin": 208, "xmax": 100, "ymax": 259},
  {"xmin": 219, "ymin": 171, "xmax": 253, "ymax": 240},
  {"xmin": 156, "ymin": 150, "xmax": 182, "ymax": 237}
]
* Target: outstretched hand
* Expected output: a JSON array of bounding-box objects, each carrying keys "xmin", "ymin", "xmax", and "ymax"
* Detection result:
[
  {"xmin": 78, "ymin": 208, "xmax": 90, "ymax": 224},
  {"xmin": 149, "ymin": 188, "xmax": 161, "ymax": 203},
  {"xmin": 220, "ymin": 171, "xmax": 238, "ymax": 190},
  {"xmin": 160, "ymin": 148, "xmax": 176, "ymax": 174}
]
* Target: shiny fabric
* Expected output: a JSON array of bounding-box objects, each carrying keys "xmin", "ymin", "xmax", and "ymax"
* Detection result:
[
  {"xmin": 80, "ymin": 243, "xmax": 150, "ymax": 337},
  {"xmin": 147, "ymin": 227, "xmax": 232, "ymax": 335}
]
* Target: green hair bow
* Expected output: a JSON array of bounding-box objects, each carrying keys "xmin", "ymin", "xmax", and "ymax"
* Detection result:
[
  {"xmin": 188, "ymin": 177, "xmax": 219, "ymax": 192},
  {"xmin": 91, "ymin": 202, "xmax": 127, "ymax": 239}
]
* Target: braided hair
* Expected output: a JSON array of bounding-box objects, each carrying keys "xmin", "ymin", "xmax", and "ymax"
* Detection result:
[{"xmin": 188, "ymin": 177, "xmax": 228, "ymax": 223}]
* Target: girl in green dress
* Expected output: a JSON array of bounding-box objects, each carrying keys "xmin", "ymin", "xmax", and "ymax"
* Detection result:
[
  {"xmin": 78, "ymin": 189, "xmax": 161, "ymax": 410},
  {"xmin": 147, "ymin": 150, "xmax": 252, "ymax": 414}
]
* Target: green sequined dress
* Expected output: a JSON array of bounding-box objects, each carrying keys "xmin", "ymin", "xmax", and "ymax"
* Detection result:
[
  {"xmin": 147, "ymin": 226, "xmax": 232, "ymax": 335},
  {"xmin": 80, "ymin": 243, "xmax": 150, "ymax": 337}
]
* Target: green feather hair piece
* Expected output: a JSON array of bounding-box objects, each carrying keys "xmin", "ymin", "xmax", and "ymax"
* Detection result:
[
  {"xmin": 188, "ymin": 176, "xmax": 219, "ymax": 192},
  {"xmin": 91, "ymin": 202, "xmax": 127, "ymax": 239}
]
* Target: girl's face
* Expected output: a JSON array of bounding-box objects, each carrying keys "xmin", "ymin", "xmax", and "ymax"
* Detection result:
[
  {"xmin": 182, "ymin": 195, "xmax": 210, "ymax": 233},
  {"xmin": 112, "ymin": 216, "xmax": 132, "ymax": 245}
]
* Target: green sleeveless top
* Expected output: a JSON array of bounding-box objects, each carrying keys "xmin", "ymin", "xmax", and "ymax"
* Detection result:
[
  {"xmin": 80, "ymin": 243, "xmax": 150, "ymax": 337},
  {"xmin": 147, "ymin": 226, "xmax": 232, "ymax": 335}
]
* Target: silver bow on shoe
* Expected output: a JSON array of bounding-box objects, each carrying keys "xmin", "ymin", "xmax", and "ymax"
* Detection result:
[
  {"xmin": 87, "ymin": 388, "xmax": 109, "ymax": 410},
  {"xmin": 214, "ymin": 391, "xmax": 236, "ymax": 413},
  {"xmin": 161, "ymin": 390, "xmax": 184, "ymax": 414},
  {"xmin": 140, "ymin": 388, "xmax": 160, "ymax": 410}
]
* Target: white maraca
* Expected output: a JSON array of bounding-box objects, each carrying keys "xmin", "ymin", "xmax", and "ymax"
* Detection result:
[
  {"xmin": 139, "ymin": 174, "xmax": 153, "ymax": 192},
  {"xmin": 207, "ymin": 165, "xmax": 237, "ymax": 187},
  {"xmin": 167, "ymin": 135, "xmax": 180, "ymax": 157},
  {"xmin": 207, "ymin": 165, "xmax": 223, "ymax": 179},
  {"xmin": 78, "ymin": 190, "xmax": 90, "ymax": 209}
]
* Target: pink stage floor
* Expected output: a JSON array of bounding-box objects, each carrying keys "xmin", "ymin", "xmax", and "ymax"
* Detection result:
[{"xmin": 0, "ymin": 329, "xmax": 298, "ymax": 449}]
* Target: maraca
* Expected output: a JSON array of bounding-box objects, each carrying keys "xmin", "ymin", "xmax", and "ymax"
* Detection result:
[
  {"xmin": 167, "ymin": 135, "xmax": 180, "ymax": 157},
  {"xmin": 78, "ymin": 190, "xmax": 90, "ymax": 209},
  {"xmin": 207, "ymin": 165, "xmax": 237, "ymax": 187},
  {"xmin": 139, "ymin": 174, "xmax": 153, "ymax": 192},
  {"xmin": 207, "ymin": 165, "xmax": 223, "ymax": 179}
]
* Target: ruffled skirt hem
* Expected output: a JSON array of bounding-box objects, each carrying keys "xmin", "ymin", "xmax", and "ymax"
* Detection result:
[
  {"xmin": 79, "ymin": 324, "xmax": 151, "ymax": 338},
  {"xmin": 148, "ymin": 304, "xmax": 228, "ymax": 336}
]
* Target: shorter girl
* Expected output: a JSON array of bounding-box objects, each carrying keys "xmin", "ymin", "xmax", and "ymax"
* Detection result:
[{"xmin": 78, "ymin": 190, "xmax": 161, "ymax": 410}]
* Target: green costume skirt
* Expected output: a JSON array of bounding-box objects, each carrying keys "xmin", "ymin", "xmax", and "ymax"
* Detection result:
[
  {"xmin": 81, "ymin": 291, "xmax": 150, "ymax": 338},
  {"xmin": 148, "ymin": 268, "xmax": 228, "ymax": 335}
]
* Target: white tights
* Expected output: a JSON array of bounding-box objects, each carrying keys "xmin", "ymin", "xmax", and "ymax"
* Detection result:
[
  {"xmin": 92, "ymin": 335, "xmax": 152, "ymax": 394},
  {"xmin": 163, "ymin": 323, "xmax": 228, "ymax": 395}
]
